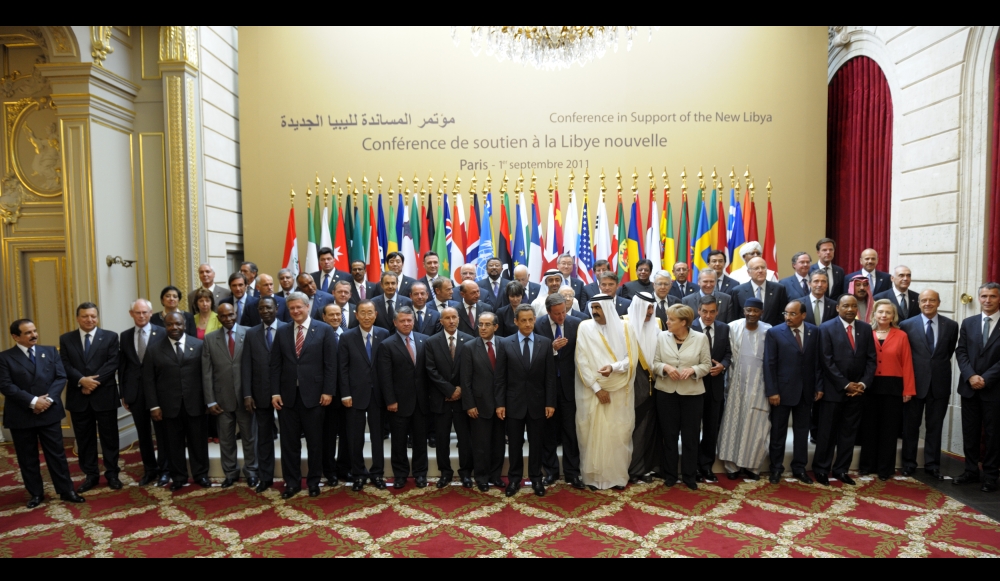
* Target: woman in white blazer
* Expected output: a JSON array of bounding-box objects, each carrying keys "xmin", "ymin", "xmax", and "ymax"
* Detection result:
[{"xmin": 653, "ymin": 304, "xmax": 712, "ymax": 490}]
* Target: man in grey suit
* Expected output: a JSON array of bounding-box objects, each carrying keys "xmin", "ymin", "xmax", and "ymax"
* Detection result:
[
  {"xmin": 189, "ymin": 263, "xmax": 231, "ymax": 312},
  {"xmin": 203, "ymin": 303, "xmax": 257, "ymax": 489},
  {"xmin": 682, "ymin": 269, "xmax": 736, "ymax": 323}
]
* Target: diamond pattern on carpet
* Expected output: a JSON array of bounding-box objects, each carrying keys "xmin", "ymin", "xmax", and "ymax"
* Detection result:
[{"xmin": 1, "ymin": 443, "xmax": 999, "ymax": 557}]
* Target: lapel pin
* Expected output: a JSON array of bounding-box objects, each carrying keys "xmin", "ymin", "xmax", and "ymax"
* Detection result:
[{"xmin": 41, "ymin": 353, "xmax": 46, "ymax": 358}]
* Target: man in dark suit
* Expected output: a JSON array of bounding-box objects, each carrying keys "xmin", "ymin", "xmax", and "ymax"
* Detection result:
[
  {"xmin": 559, "ymin": 287, "xmax": 592, "ymax": 320},
  {"xmin": 320, "ymin": 303, "xmax": 352, "ymax": 485},
  {"xmin": 477, "ymin": 257, "xmax": 510, "ymax": 310},
  {"xmin": 873, "ymin": 265, "xmax": 920, "ymax": 322},
  {"xmin": 619, "ymin": 259, "xmax": 655, "ymax": 300},
  {"xmin": 120, "ymin": 299, "xmax": 170, "ymax": 486},
  {"xmin": 652, "ymin": 271, "xmax": 681, "ymax": 328},
  {"xmin": 276, "ymin": 268, "xmax": 296, "ymax": 297},
  {"xmin": 410, "ymin": 281, "xmax": 441, "ymax": 336},
  {"xmin": 59, "ymin": 302, "xmax": 121, "ymax": 492},
  {"xmin": 269, "ymin": 292, "xmax": 338, "ymax": 499},
  {"xmin": 535, "ymin": 294, "xmax": 586, "ymax": 489},
  {"xmin": 595, "ymin": 272, "xmax": 631, "ymax": 316},
  {"xmin": 557, "ymin": 254, "xmax": 585, "ymax": 304},
  {"xmin": 708, "ymin": 250, "xmax": 739, "ymax": 296},
  {"xmin": 668, "ymin": 262, "xmax": 697, "ymax": 300},
  {"xmin": 496, "ymin": 304, "xmax": 557, "ymax": 497},
  {"xmin": 581, "ymin": 260, "xmax": 610, "ymax": 306},
  {"xmin": 254, "ymin": 274, "xmax": 290, "ymax": 323},
  {"xmin": 691, "ymin": 295, "xmax": 732, "ymax": 483},
  {"xmin": 1, "ymin": 319, "xmax": 84, "ymax": 508},
  {"xmin": 385, "ymin": 251, "xmax": 417, "ymax": 298},
  {"xmin": 731, "ymin": 258, "xmax": 789, "ymax": 327},
  {"xmin": 293, "ymin": 272, "xmax": 336, "ymax": 322},
  {"xmin": 809, "ymin": 237, "xmax": 845, "ymax": 299},
  {"xmin": 899, "ymin": 290, "xmax": 958, "ymax": 480},
  {"xmin": 219, "ymin": 272, "xmax": 255, "ymax": 327},
  {"xmin": 329, "ymin": 279, "xmax": 358, "ymax": 332},
  {"xmin": 457, "ymin": 280, "xmax": 494, "ymax": 337},
  {"xmin": 425, "ymin": 306, "xmax": 475, "ymax": 488},
  {"xmin": 846, "ymin": 248, "xmax": 892, "ymax": 297},
  {"xmin": 797, "ymin": 270, "xmax": 839, "ymax": 326},
  {"xmin": 431, "ymin": 276, "xmax": 462, "ymax": 313},
  {"xmin": 764, "ymin": 301, "xmax": 822, "ymax": 484},
  {"xmin": 418, "ymin": 252, "xmax": 442, "ymax": 294},
  {"xmin": 460, "ymin": 311, "xmax": 506, "ymax": 490},
  {"xmin": 495, "ymin": 281, "xmax": 524, "ymax": 338},
  {"xmin": 779, "ymin": 252, "xmax": 813, "ymax": 301},
  {"xmin": 379, "ymin": 306, "xmax": 430, "ymax": 488},
  {"xmin": 683, "ymin": 269, "xmax": 737, "ymax": 324},
  {"xmin": 241, "ymin": 296, "xmax": 286, "ymax": 493},
  {"xmin": 144, "ymin": 312, "xmax": 211, "ymax": 490},
  {"xmin": 312, "ymin": 246, "xmax": 352, "ymax": 294},
  {"xmin": 813, "ymin": 295, "xmax": 877, "ymax": 486},
  {"xmin": 241, "ymin": 261, "xmax": 262, "ymax": 298},
  {"xmin": 513, "ymin": 265, "xmax": 542, "ymax": 305},
  {"xmin": 339, "ymin": 300, "xmax": 390, "ymax": 491},
  {"xmin": 349, "ymin": 259, "xmax": 381, "ymax": 305},
  {"xmin": 371, "ymin": 271, "xmax": 413, "ymax": 332},
  {"xmin": 954, "ymin": 283, "xmax": 1000, "ymax": 491}
]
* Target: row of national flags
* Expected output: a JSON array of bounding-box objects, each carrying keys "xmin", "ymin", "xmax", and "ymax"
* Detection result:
[{"xmin": 281, "ymin": 178, "xmax": 778, "ymax": 285}]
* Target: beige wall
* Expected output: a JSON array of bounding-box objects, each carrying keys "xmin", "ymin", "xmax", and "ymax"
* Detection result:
[{"xmin": 240, "ymin": 26, "xmax": 828, "ymax": 277}]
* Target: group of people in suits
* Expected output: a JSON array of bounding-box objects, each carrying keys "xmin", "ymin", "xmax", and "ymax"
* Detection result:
[{"xmin": 3, "ymin": 237, "xmax": 999, "ymax": 509}]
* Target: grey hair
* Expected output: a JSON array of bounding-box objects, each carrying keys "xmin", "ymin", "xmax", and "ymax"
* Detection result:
[
  {"xmin": 285, "ymin": 291, "xmax": 309, "ymax": 307},
  {"xmin": 130, "ymin": 298, "xmax": 153, "ymax": 311}
]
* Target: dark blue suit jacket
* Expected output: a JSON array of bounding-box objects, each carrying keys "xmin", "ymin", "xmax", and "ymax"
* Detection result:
[
  {"xmin": 269, "ymin": 319, "xmax": 337, "ymax": 407},
  {"xmin": 119, "ymin": 325, "xmax": 166, "ymax": 407},
  {"xmin": 241, "ymin": 321, "xmax": 288, "ymax": 406},
  {"xmin": 873, "ymin": 288, "xmax": 921, "ymax": 322},
  {"xmin": 495, "ymin": 333, "xmax": 557, "ymax": 420},
  {"xmin": 956, "ymin": 314, "xmax": 1000, "ymax": 401},
  {"xmin": 818, "ymin": 317, "xmax": 877, "ymax": 403},
  {"xmin": 413, "ymin": 307, "xmax": 442, "ymax": 336},
  {"xmin": 764, "ymin": 322, "xmax": 822, "ymax": 407},
  {"xmin": 691, "ymin": 319, "xmax": 732, "ymax": 401},
  {"xmin": 779, "ymin": 274, "xmax": 811, "ymax": 301},
  {"xmin": 59, "ymin": 328, "xmax": 119, "ymax": 413},
  {"xmin": 534, "ymin": 315, "xmax": 581, "ymax": 401},
  {"xmin": 477, "ymin": 276, "xmax": 511, "ymax": 310},
  {"xmin": 378, "ymin": 331, "xmax": 428, "ymax": 416},
  {"xmin": 900, "ymin": 314, "xmax": 958, "ymax": 400},
  {"xmin": 0, "ymin": 345, "xmax": 66, "ymax": 430},
  {"xmin": 142, "ymin": 335, "xmax": 205, "ymax": 418},
  {"xmin": 371, "ymin": 293, "xmax": 413, "ymax": 332},
  {"xmin": 731, "ymin": 281, "xmax": 789, "ymax": 327},
  {"xmin": 796, "ymin": 294, "xmax": 839, "ymax": 325},
  {"xmin": 338, "ymin": 326, "xmax": 390, "ymax": 410}
]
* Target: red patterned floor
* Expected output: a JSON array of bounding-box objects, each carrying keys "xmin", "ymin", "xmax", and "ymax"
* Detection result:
[{"xmin": 1, "ymin": 443, "xmax": 999, "ymax": 557}]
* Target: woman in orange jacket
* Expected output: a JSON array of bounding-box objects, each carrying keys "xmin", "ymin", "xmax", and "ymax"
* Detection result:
[{"xmin": 859, "ymin": 299, "xmax": 916, "ymax": 481}]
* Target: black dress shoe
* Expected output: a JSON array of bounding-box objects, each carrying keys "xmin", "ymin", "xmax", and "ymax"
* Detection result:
[
  {"xmin": 769, "ymin": 472, "xmax": 782, "ymax": 484},
  {"xmin": 682, "ymin": 478, "xmax": 698, "ymax": 490},
  {"xmin": 925, "ymin": 469, "xmax": 945, "ymax": 481},
  {"xmin": 461, "ymin": 477, "xmax": 474, "ymax": 489},
  {"xmin": 428, "ymin": 435, "xmax": 437, "ymax": 448},
  {"xmin": 793, "ymin": 472, "xmax": 814, "ymax": 485},
  {"xmin": 542, "ymin": 474, "xmax": 558, "ymax": 486},
  {"xmin": 878, "ymin": 475, "xmax": 890, "ymax": 482},
  {"xmin": 352, "ymin": 479, "xmax": 365, "ymax": 492},
  {"xmin": 60, "ymin": 492, "xmax": 86, "ymax": 503},
  {"xmin": 742, "ymin": 469, "xmax": 760, "ymax": 481},
  {"xmin": 982, "ymin": 480, "xmax": 998, "ymax": 493},
  {"xmin": 344, "ymin": 473, "xmax": 355, "ymax": 483},
  {"xmin": 814, "ymin": 473, "xmax": 830, "ymax": 486},
  {"xmin": 587, "ymin": 485, "xmax": 598, "ymax": 491},
  {"xmin": 436, "ymin": 476, "xmax": 452, "ymax": 489},
  {"xmin": 255, "ymin": 481, "xmax": 273, "ymax": 493},
  {"xmin": 505, "ymin": 484, "xmax": 520, "ymax": 497},
  {"xmin": 900, "ymin": 468, "xmax": 915, "ymax": 477},
  {"xmin": 857, "ymin": 470, "xmax": 871, "ymax": 477},
  {"xmin": 662, "ymin": 477, "xmax": 677, "ymax": 488},
  {"xmin": 157, "ymin": 474, "xmax": 171, "ymax": 487},
  {"xmin": 489, "ymin": 478, "xmax": 506, "ymax": 488},
  {"xmin": 834, "ymin": 472, "xmax": 856, "ymax": 486},
  {"xmin": 726, "ymin": 471, "xmax": 741, "ymax": 480},
  {"xmin": 629, "ymin": 476, "xmax": 643, "ymax": 484},
  {"xmin": 76, "ymin": 477, "xmax": 100, "ymax": 494},
  {"xmin": 569, "ymin": 476, "xmax": 586, "ymax": 490},
  {"xmin": 195, "ymin": 477, "xmax": 212, "ymax": 488},
  {"xmin": 26, "ymin": 496, "xmax": 44, "ymax": 509},
  {"xmin": 393, "ymin": 478, "xmax": 406, "ymax": 489},
  {"xmin": 309, "ymin": 486, "xmax": 321, "ymax": 497},
  {"xmin": 326, "ymin": 477, "xmax": 339, "ymax": 488},
  {"xmin": 415, "ymin": 477, "xmax": 427, "ymax": 488},
  {"xmin": 170, "ymin": 480, "xmax": 186, "ymax": 491},
  {"xmin": 281, "ymin": 487, "xmax": 301, "ymax": 499},
  {"xmin": 532, "ymin": 483, "xmax": 546, "ymax": 497},
  {"xmin": 247, "ymin": 477, "xmax": 260, "ymax": 489},
  {"xmin": 372, "ymin": 477, "xmax": 387, "ymax": 490},
  {"xmin": 702, "ymin": 471, "xmax": 718, "ymax": 483},
  {"xmin": 220, "ymin": 478, "xmax": 236, "ymax": 488},
  {"xmin": 953, "ymin": 471, "xmax": 981, "ymax": 485},
  {"xmin": 477, "ymin": 483, "xmax": 489, "ymax": 492},
  {"xmin": 138, "ymin": 472, "xmax": 158, "ymax": 486}
]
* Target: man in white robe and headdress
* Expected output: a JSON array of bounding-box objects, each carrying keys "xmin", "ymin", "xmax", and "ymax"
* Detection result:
[
  {"xmin": 729, "ymin": 241, "xmax": 779, "ymax": 284},
  {"xmin": 717, "ymin": 297, "xmax": 772, "ymax": 479},
  {"xmin": 533, "ymin": 269, "xmax": 580, "ymax": 319},
  {"xmin": 574, "ymin": 294, "xmax": 638, "ymax": 489},
  {"xmin": 627, "ymin": 292, "xmax": 663, "ymax": 482}
]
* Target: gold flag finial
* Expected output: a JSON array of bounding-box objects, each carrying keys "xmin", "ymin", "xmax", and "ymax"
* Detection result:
[
  {"xmin": 518, "ymin": 171, "xmax": 524, "ymax": 193},
  {"xmin": 413, "ymin": 172, "xmax": 420, "ymax": 192},
  {"xmin": 362, "ymin": 173, "xmax": 368, "ymax": 188},
  {"xmin": 568, "ymin": 169, "xmax": 575, "ymax": 191},
  {"xmin": 404, "ymin": 185, "xmax": 411, "ymax": 204},
  {"xmin": 470, "ymin": 172, "xmax": 478, "ymax": 195},
  {"xmin": 338, "ymin": 186, "xmax": 343, "ymax": 203},
  {"xmin": 330, "ymin": 172, "xmax": 337, "ymax": 191},
  {"xmin": 427, "ymin": 171, "xmax": 434, "ymax": 190},
  {"xmin": 289, "ymin": 184, "xmax": 295, "ymax": 207},
  {"xmin": 554, "ymin": 169, "xmax": 559, "ymax": 191},
  {"xmin": 453, "ymin": 173, "xmax": 461, "ymax": 195},
  {"xmin": 766, "ymin": 177, "xmax": 772, "ymax": 200},
  {"xmin": 501, "ymin": 170, "xmax": 509, "ymax": 194},
  {"xmin": 749, "ymin": 177, "xmax": 756, "ymax": 201},
  {"xmin": 315, "ymin": 172, "xmax": 321, "ymax": 193},
  {"xmin": 486, "ymin": 170, "xmax": 492, "ymax": 192},
  {"xmin": 697, "ymin": 166, "xmax": 704, "ymax": 190},
  {"xmin": 711, "ymin": 167, "xmax": 718, "ymax": 190},
  {"xmin": 377, "ymin": 173, "xmax": 383, "ymax": 193},
  {"xmin": 530, "ymin": 170, "xmax": 537, "ymax": 193},
  {"xmin": 663, "ymin": 168, "xmax": 670, "ymax": 197},
  {"xmin": 630, "ymin": 168, "xmax": 638, "ymax": 195},
  {"xmin": 729, "ymin": 166, "xmax": 736, "ymax": 189},
  {"xmin": 323, "ymin": 186, "xmax": 330, "ymax": 206},
  {"xmin": 648, "ymin": 167, "xmax": 655, "ymax": 191},
  {"xmin": 599, "ymin": 168, "xmax": 606, "ymax": 201},
  {"xmin": 681, "ymin": 167, "xmax": 688, "ymax": 192},
  {"xmin": 397, "ymin": 172, "xmax": 404, "ymax": 192},
  {"xmin": 744, "ymin": 165, "xmax": 751, "ymax": 183},
  {"xmin": 548, "ymin": 178, "xmax": 554, "ymax": 202},
  {"xmin": 583, "ymin": 168, "xmax": 590, "ymax": 194},
  {"xmin": 388, "ymin": 181, "xmax": 395, "ymax": 196},
  {"xmin": 441, "ymin": 172, "xmax": 448, "ymax": 198},
  {"xmin": 346, "ymin": 173, "xmax": 353, "ymax": 192}
]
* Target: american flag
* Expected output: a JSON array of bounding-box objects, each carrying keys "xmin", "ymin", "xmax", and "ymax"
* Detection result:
[{"xmin": 576, "ymin": 201, "xmax": 594, "ymax": 284}]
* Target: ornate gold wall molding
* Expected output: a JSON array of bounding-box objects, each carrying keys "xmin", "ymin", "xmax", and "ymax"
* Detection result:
[
  {"xmin": 0, "ymin": 173, "xmax": 25, "ymax": 224},
  {"xmin": 165, "ymin": 74, "xmax": 190, "ymax": 293},
  {"xmin": 158, "ymin": 26, "xmax": 198, "ymax": 70},
  {"xmin": 90, "ymin": 26, "xmax": 114, "ymax": 66}
]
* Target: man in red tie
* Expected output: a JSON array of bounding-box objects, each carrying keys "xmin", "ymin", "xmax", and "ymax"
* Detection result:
[
  {"xmin": 460, "ymin": 311, "xmax": 507, "ymax": 491},
  {"xmin": 813, "ymin": 295, "xmax": 877, "ymax": 486}
]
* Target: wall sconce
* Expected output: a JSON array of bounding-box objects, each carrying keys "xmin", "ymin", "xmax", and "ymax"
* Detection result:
[{"xmin": 106, "ymin": 255, "xmax": 136, "ymax": 268}]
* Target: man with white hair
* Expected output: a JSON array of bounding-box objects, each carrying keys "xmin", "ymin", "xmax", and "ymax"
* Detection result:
[
  {"xmin": 189, "ymin": 263, "xmax": 231, "ymax": 312},
  {"xmin": 574, "ymin": 294, "xmax": 638, "ymax": 489},
  {"xmin": 729, "ymin": 241, "xmax": 778, "ymax": 284},
  {"xmin": 513, "ymin": 264, "xmax": 542, "ymax": 305},
  {"xmin": 627, "ymin": 292, "xmax": 661, "ymax": 483}
]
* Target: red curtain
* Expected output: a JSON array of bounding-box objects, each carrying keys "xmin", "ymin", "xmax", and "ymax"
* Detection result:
[
  {"xmin": 826, "ymin": 56, "xmax": 893, "ymax": 269},
  {"xmin": 988, "ymin": 38, "xmax": 1000, "ymax": 284}
]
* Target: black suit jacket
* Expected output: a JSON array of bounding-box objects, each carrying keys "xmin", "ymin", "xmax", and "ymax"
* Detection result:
[
  {"xmin": 534, "ymin": 315, "xmax": 581, "ymax": 401},
  {"xmin": 425, "ymin": 330, "xmax": 475, "ymax": 414},
  {"xmin": 796, "ymin": 294, "xmax": 839, "ymax": 325},
  {"xmin": 847, "ymin": 269, "xmax": 892, "ymax": 296},
  {"xmin": 668, "ymin": 280, "xmax": 697, "ymax": 300},
  {"xmin": 460, "ymin": 337, "xmax": 504, "ymax": 417},
  {"xmin": 338, "ymin": 326, "xmax": 390, "ymax": 410},
  {"xmin": 570, "ymin": 309, "xmax": 591, "ymax": 321},
  {"xmin": 683, "ymin": 292, "xmax": 737, "ymax": 324},
  {"xmin": 397, "ymin": 275, "xmax": 417, "ymax": 298},
  {"xmin": 818, "ymin": 318, "xmax": 877, "ymax": 403},
  {"xmin": 619, "ymin": 280, "xmax": 655, "ymax": 301},
  {"xmin": 523, "ymin": 281, "xmax": 543, "ymax": 305},
  {"xmin": 240, "ymin": 295, "xmax": 290, "ymax": 325},
  {"xmin": 59, "ymin": 328, "xmax": 120, "ymax": 413},
  {"xmin": 477, "ymin": 276, "xmax": 511, "ymax": 310},
  {"xmin": 150, "ymin": 310, "xmax": 197, "ymax": 337},
  {"xmin": 371, "ymin": 294, "xmax": 413, "ymax": 332},
  {"xmin": 457, "ymin": 301, "xmax": 494, "ymax": 337},
  {"xmin": 900, "ymin": 314, "xmax": 958, "ymax": 400},
  {"xmin": 809, "ymin": 263, "xmax": 845, "ymax": 299},
  {"xmin": 873, "ymin": 288, "xmax": 921, "ymax": 322},
  {"xmin": 349, "ymin": 280, "xmax": 382, "ymax": 305},
  {"xmin": 690, "ymin": 319, "xmax": 732, "ymax": 401},
  {"xmin": 653, "ymin": 295, "xmax": 681, "ymax": 329},
  {"xmin": 378, "ymin": 331, "xmax": 428, "ymax": 416},
  {"xmin": 956, "ymin": 314, "xmax": 1000, "ymax": 401},
  {"xmin": 241, "ymin": 322, "xmax": 288, "ymax": 407},
  {"xmin": 430, "ymin": 299, "xmax": 463, "ymax": 313},
  {"xmin": 717, "ymin": 273, "xmax": 739, "ymax": 295},
  {"xmin": 142, "ymin": 336, "xmax": 205, "ymax": 418},
  {"xmin": 779, "ymin": 274, "xmax": 811, "ymax": 301},
  {"xmin": 0, "ymin": 345, "xmax": 66, "ymax": 430},
  {"xmin": 269, "ymin": 319, "xmax": 338, "ymax": 408},
  {"xmin": 731, "ymin": 281, "xmax": 789, "ymax": 327},
  {"xmin": 495, "ymin": 304, "xmax": 519, "ymax": 337},
  {"xmin": 580, "ymin": 281, "xmax": 600, "ymax": 306},
  {"xmin": 311, "ymin": 269, "xmax": 352, "ymax": 293},
  {"xmin": 412, "ymin": 307, "xmax": 442, "ymax": 336},
  {"xmin": 763, "ymin": 322, "xmax": 822, "ymax": 407},
  {"xmin": 118, "ymin": 325, "xmax": 166, "ymax": 406},
  {"xmin": 496, "ymin": 334, "xmax": 557, "ymax": 420}
]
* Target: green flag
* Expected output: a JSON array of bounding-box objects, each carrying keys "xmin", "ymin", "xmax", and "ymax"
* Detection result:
[
  {"xmin": 329, "ymin": 193, "xmax": 338, "ymax": 249},
  {"xmin": 361, "ymin": 193, "xmax": 370, "ymax": 261},
  {"xmin": 387, "ymin": 198, "xmax": 398, "ymax": 256},
  {"xmin": 410, "ymin": 197, "xmax": 422, "ymax": 259},
  {"xmin": 616, "ymin": 195, "xmax": 627, "ymax": 279},
  {"xmin": 313, "ymin": 194, "xmax": 322, "ymax": 245},
  {"xmin": 433, "ymin": 195, "xmax": 447, "ymax": 270},
  {"xmin": 351, "ymin": 203, "xmax": 365, "ymax": 263}
]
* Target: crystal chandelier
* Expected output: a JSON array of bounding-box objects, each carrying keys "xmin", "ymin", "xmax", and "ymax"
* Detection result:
[{"xmin": 451, "ymin": 26, "xmax": 657, "ymax": 71}]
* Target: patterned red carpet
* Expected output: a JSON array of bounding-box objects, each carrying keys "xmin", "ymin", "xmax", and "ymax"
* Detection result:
[{"xmin": 2, "ymin": 443, "xmax": 1000, "ymax": 557}]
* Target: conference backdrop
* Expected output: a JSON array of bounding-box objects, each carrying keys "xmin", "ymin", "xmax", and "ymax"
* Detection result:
[{"xmin": 239, "ymin": 26, "xmax": 828, "ymax": 279}]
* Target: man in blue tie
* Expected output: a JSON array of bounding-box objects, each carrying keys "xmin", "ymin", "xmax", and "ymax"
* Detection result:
[
  {"xmin": 779, "ymin": 252, "xmax": 813, "ymax": 301},
  {"xmin": 241, "ymin": 296, "xmax": 286, "ymax": 492}
]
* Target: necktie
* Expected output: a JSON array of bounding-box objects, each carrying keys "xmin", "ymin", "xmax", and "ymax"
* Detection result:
[
  {"xmin": 417, "ymin": 309, "xmax": 424, "ymax": 330},
  {"xmin": 794, "ymin": 328, "xmax": 802, "ymax": 351},
  {"xmin": 137, "ymin": 328, "xmax": 147, "ymax": 362},
  {"xmin": 926, "ymin": 320, "xmax": 935, "ymax": 352},
  {"xmin": 266, "ymin": 326, "xmax": 273, "ymax": 351},
  {"xmin": 28, "ymin": 347, "xmax": 35, "ymax": 365},
  {"xmin": 175, "ymin": 341, "xmax": 184, "ymax": 360},
  {"xmin": 341, "ymin": 308, "xmax": 348, "ymax": 330},
  {"xmin": 899, "ymin": 293, "xmax": 908, "ymax": 319},
  {"xmin": 869, "ymin": 273, "xmax": 875, "ymax": 291},
  {"xmin": 386, "ymin": 299, "xmax": 394, "ymax": 324},
  {"xmin": 487, "ymin": 340, "xmax": 495, "ymax": 369},
  {"xmin": 322, "ymin": 273, "xmax": 330, "ymax": 293},
  {"xmin": 440, "ymin": 302, "xmax": 447, "ymax": 311},
  {"xmin": 555, "ymin": 324, "xmax": 562, "ymax": 339},
  {"xmin": 522, "ymin": 336, "xmax": 531, "ymax": 368},
  {"xmin": 659, "ymin": 300, "xmax": 665, "ymax": 316},
  {"xmin": 228, "ymin": 330, "xmax": 235, "ymax": 357},
  {"xmin": 823, "ymin": 267, "xmax": 830, "ymax": 295},
  {"xmin": 755, "ymin": 285, "xmax": 762, "ymax": 300},
  {"xmin": 236, "ymin": 298, "xmax": 243, "ymax": 323},
  {"xmin": 814, "ymin": 299, "xmax": 822, "ymax": 326},
  {"xmin": 706, "ymin": 326, "xmax": 713, "ymax": 349},
  {"xmin": 801, "ymin": 277, "xmax": 809, "ymax": 296},
  {"xmin": 359, "ymin": 283, "xmax": 366, "ymax": 300},
  {"xmin": 449, "ymin": 335, "xmax": 456, "ymax": 359},
  {"xmin": 295, "ymin": 325, "xmax": 305, "ymax": 357},
  {"xmin": 365, "ymin": 332, "xmax": 372, "ymax": 360},
  {"xmin": 846, "ymin": 324, "xmax": 855, "ymax": 351},
  {"xmin": 406, "ymin": 335, "xmax": 415, "ymax": 364},
  {"xmin": 985, "ymin": 317, "xmax": 992, "ymax": 348},
  {"xmin": 468, "ymin": 305, "xmax": 475, "ymax": 327},
  {"xmin": 493, "ymin": 280, "xmax": 499, "ymax": 297},
  {"xmin": 84, "ymin": 332, "xmax": 92, "ymax": 355}
]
